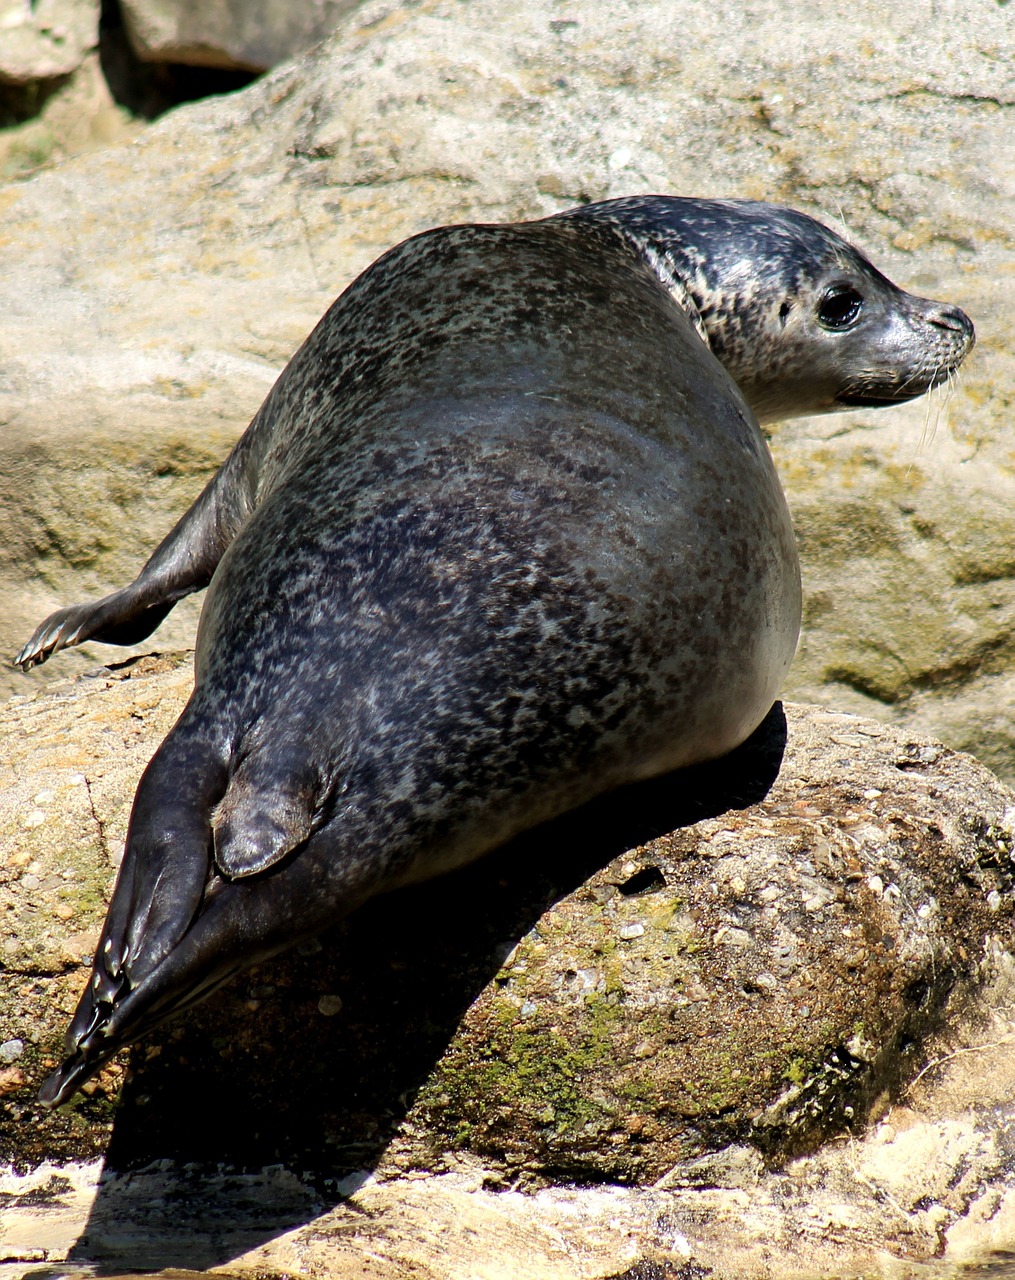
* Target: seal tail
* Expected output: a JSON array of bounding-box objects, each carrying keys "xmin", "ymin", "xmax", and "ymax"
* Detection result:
[
  {"xmin": 211, "ymin": 747, "xmax": 324, "ymax": 878},
  {"xmin": 39, "ymin": 718, "xmax": 230, "ymax": 1107}
]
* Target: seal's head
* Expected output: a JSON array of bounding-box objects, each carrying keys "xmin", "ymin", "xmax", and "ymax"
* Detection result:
[{"xmin": 555, "ymin": 196, "xmax": 975, "ymax": 424}]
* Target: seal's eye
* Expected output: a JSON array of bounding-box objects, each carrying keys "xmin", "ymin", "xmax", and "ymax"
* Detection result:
[{"xmin": 818, "ymin": 286, "xmax": 863, "ymax": 331}]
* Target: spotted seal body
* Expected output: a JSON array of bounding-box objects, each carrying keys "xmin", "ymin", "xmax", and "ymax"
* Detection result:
[{"xmin": 17, "ymin": 197, "xmax": 974, "ymax": 1106}]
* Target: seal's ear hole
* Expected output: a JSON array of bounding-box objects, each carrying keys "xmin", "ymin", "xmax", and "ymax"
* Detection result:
[
  {"xmin": 778, "ymin": 301, "xmax": 792, "ymax": 324},
  {"xmin": 818, "ymin": 286, "xmax": 863, "ymax": 331}
]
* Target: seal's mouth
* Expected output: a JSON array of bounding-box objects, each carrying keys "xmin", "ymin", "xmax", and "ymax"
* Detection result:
[
  {"xmin": 834, "ymin": 303, "xmax": 975, "ymax": 411},
  {"xmin": 836, "ymin": 389, "xmax": 924, "ymax": 408},
  {"xmin": 836, "ymin": 360, "xmax": 966, "ymax": 409}
]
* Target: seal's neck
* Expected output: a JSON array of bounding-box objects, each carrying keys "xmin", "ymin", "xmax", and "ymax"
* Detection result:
[{"xmin": 616, "ymin": 230, "xmax": 712, "ymax": 351}]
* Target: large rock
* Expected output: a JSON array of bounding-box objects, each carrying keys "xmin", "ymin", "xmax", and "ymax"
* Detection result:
[
  {"xmin": 3, "ymin": 657, "xmax": 1015, "ymax": 1275},
  {"xmin": 120, "ymin": 0, "xmax": 366, "ymax": 71},
  {"xmin": 0, "ymin": 0, "xmax": 1012, "ymax": 781}
]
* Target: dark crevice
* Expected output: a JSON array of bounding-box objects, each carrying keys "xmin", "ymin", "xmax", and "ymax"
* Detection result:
[
  {"xmin": 98, "ymin": 0, "xmax": 259, "ymax": 122},
  {"xmin": 0, "ymin": 76, "xmax": 72, "ymax": 128},
  {"xmin": 618, "ymin": 865, "xmax": 667, "ymax": 897},
  {"xmin": 84, "ymin": 776, "xmax": 112, "ymax": 869}
]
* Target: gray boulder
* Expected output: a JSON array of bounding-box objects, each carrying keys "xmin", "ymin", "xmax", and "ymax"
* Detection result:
[
  {"xmin": 0, "ymin": 0, "xmax": 97, "ymax": 82},
  {"xmin": 119, "ymin": 0, "xmax": 366, "ymax": 71}
]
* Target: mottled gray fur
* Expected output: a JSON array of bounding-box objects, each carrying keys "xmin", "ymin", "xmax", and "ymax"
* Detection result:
[{"xmin": 17, "ymin": 198, "xmax": 973, "ymax": 1106}]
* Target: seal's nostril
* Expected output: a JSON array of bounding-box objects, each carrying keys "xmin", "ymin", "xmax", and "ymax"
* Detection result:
[{"xmin": 929, "ymin": 305, "xmax": 975, "ymax": 341}]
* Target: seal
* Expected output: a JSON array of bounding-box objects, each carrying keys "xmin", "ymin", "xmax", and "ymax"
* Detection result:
[{"xmin": 17, "ymin": 196, "xmax": 974, "ymax": 1107}]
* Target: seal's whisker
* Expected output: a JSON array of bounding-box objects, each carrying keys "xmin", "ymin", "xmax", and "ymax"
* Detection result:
[{"xmin": 918, "ymin": 363, "xmax": 948, "ymax": 453}]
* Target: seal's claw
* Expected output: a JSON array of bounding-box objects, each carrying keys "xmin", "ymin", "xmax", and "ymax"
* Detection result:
[
  {"xmin": 39, "ymin": 1047, "xmax": 103, "ymax": 1110},
  {"xmin": 37, "ymin": 945, "xmax": 141, "ymax": 1109},
  {"xmin": 16, "ymin": 602, "xmax": 103, "ymax": 670},
  {"xmin": 14, "ymin": 586, "xmax": 185, "ymax": 671},
  {"xmin": 38, "ymin": 974, "xmax": 123, "ymax": 1109}
]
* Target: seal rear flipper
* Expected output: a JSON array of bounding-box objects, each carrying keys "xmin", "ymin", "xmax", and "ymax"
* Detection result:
[
  {"xmin": 96, "ymin": 723, "xmax": 230, "ymax": 1003},
  {"xmin": 37, "ymin": 726, "xmax": 231, "ymax": 1109},
  {"xmin": 39, "ymin": 830, "xmax": 354, "ymax": 1109}
]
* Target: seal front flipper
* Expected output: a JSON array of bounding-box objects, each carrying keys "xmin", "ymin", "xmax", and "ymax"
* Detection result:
[
  {"xmin": 15, "ymin": 592, "xmax": 180, "ymax": 671},
  {"xmin": 14, "ymin": 423, "xmax": 259, "ymax": 671}
]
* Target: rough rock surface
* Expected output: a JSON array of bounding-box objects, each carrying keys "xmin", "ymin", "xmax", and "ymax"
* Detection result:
[
  {"xmin": 120, "ymin": 0, "xmax": 366, "ymax": 71},
  {"xmin": 0, "ymin": 0, "xmax": 98, "ymax": 83},
  {"xmin": 3, "ymin": 657, "xmax": 1015, "ymax": 1275},
  {"xmin": 0, "ymin": 0, "xmax": 1012, "ymax": 783}
]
